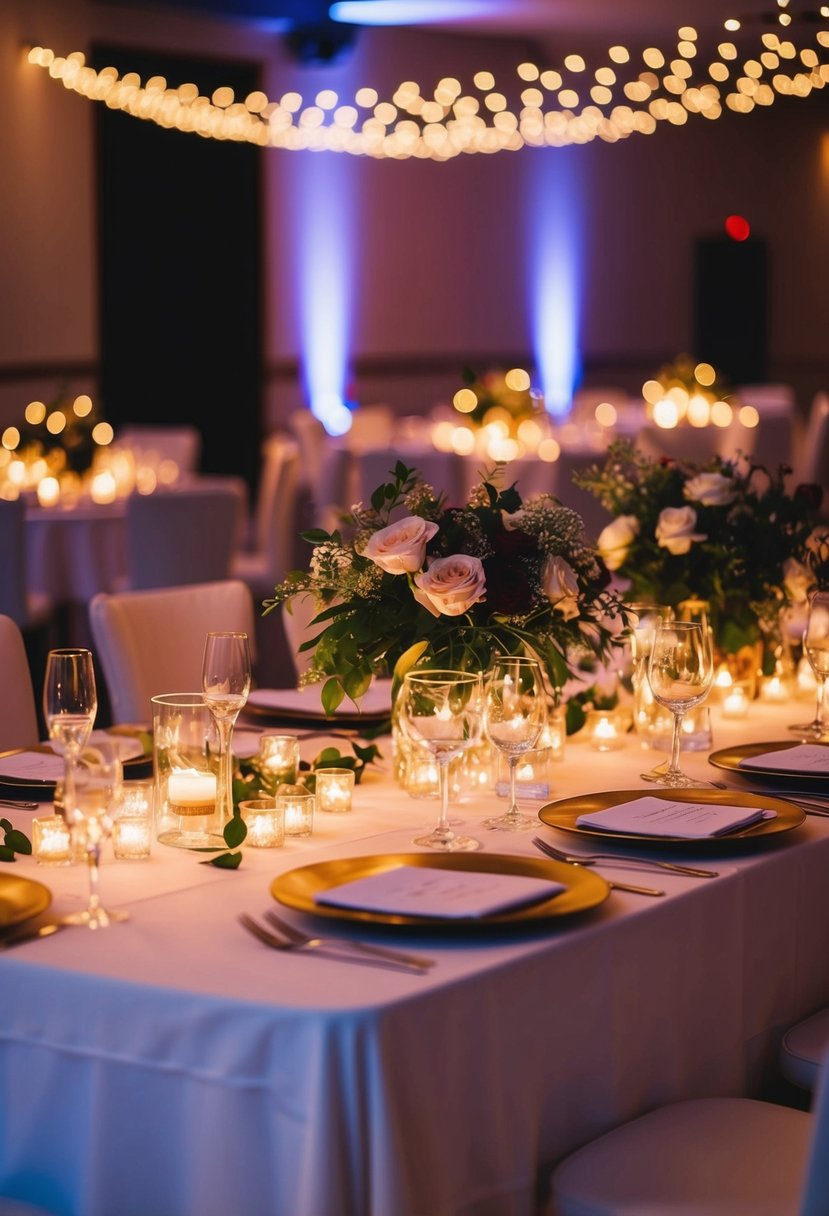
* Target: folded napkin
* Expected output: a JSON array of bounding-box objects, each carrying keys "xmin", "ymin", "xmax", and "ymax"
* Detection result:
[
  {"xmin": 576, "ymin": 795, "xmax": 776, "ymax": 839},
  {"xmin": 315, "ymin": 864, "xmax": 564, "ymax": 918},
  {"xmin": 738, "ymin": 743, "xmax": 829, "ymax": 775}
]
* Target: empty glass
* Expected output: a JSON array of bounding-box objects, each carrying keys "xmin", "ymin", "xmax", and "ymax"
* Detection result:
[{"xmin": 641, "ymin": 620, "xmax": 714, "ymax": 788}]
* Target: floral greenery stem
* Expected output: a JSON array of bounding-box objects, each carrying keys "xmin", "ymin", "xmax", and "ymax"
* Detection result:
[
  {"xmin": 197, "ymin": 806, "xmax": 247, "ymax": 869},
  {"xmin": 0, "ymin": 817, "xmax": 32, "ymax": 863}
]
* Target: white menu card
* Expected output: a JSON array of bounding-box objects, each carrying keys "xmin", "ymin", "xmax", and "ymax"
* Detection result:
[
  {"xmin": 0, "ymin": 751, "xmax": 64, "ymax": 781},
  {"xmin": 315, "ymin": 864, "xmax": 565, "ymax": 918},
  {"xmin": 576, "ymin": 795, "xmax": 777, "ymax": 838},
  {"xmin": 738, "ymin": 744, "xmax": 829, "ymax": 774}
]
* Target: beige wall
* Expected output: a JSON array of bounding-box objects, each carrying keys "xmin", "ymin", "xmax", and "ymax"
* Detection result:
[{"xmin": 1, "ymin": 0, "xmax": 827, "ymax": 429}]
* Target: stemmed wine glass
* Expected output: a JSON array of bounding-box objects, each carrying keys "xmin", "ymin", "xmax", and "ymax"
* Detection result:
[
  {"xmin": 483, "ymin": 656, "xmax": 547, "ymax": 832},
  {"xmin": 641, "ymin": 620, "xmax": 714, "ymax": 788},
  {"xmin": 400, "ymin": 669, "xmax": 483, "ymax": 852},
  {"xmin": 794, "ymin": 591, "xmax": 829, "ymax": 741},
  {"xmin": 43, "ymin": 648, "xmax": 98, "ymax": 825},
  {"xmin": 201, "ymin": 631, "xmax": 252, "ymax": 827},
  {"xmin": 63, "ymin": 738, "xmax": 126, "ymax": 929}
]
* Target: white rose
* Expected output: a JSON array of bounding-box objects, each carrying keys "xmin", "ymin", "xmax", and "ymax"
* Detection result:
[
  {"xmin": 783, "ymin": 557, "xmax": 813, "ymax": 603},
  {"xmin": 597, "ymin": 515, "xmax": 640, "ymax": 571},
  {"xmin": 413, "ymin": 554, "xmax": 486, "ymax": 617},
  {"xmin": 361, "ymin": 515, "xmax": 439, "ymax": 575},
  {"xmin": 541, "ymin": 556, "xmax": 580, "ymax": 620},
  {"xmin": 683, "ymin": 472, "xmax": 736, "ymax": 507},
  {"xmin": 655, "ymin": 506, "xmax": 707, "ymax": 555}
]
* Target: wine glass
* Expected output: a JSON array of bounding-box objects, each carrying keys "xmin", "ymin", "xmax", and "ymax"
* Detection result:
[
  {"xmin": 641, "ymin": 620, "xmax": 714, "ymax": 788},
  {"xmin": 63, "ymin": 738, "xmax": 126, "ymax": 929},
  {"xmin": 43, "ymin": 648, "xmax": 98, "ymax": 826},
  {"xmin": 624, "ymin": 602, "xmax": 670, "ymax": 776},
  {"xmin": 201, "ymin": 631, "xmax": 252, "ymax": 827},
  {"xmin": 483, "ymin": 656, "xmax": 547, "ymax": 832},
  {"xmin": 400, "ymin": 670, "xmax": 483, "ymax": 852},
  {"xmin": 794, "ymin": 591, "xmax": 829, "ymax": 741}
]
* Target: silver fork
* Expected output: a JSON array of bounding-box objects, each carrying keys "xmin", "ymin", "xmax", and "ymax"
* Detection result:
[
  {"xmin": 531, "ymin": 836, "xmax": 717, "ymax": 878},
  {"xmin": 709, "ymin": 781, "xmax": 829, "ymax": 816},
  {"xmin": 238, "ymin": 914, "xmax": 431, "ymax": 974},
  {"xmin": 263, "ymin": 909, "xmax": 434, "ymax": 972},
  {"xmin": 530, "ymin": 838, "xmax": 662, "ymax": 896}
]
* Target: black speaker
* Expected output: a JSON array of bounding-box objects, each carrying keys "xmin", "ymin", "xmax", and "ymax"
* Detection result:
[{"xmin": 693, "ymin": 235, "xmax": 768, "ymax": 385}]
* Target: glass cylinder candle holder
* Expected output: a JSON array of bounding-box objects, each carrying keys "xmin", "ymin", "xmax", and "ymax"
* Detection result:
[
  {"xmin": 112, "ymin": 779, "xmax": 154, "ymax": 860},
  {"xmin": 587, "ymin": 709, "xmax": 626, "ymax": 752},
  {"xmin": 239, "ymin": 798, "xmax": 285, "ymax": 848},
  {"xmin": 32, "ymin": 814, "xmax": 73, "ymax": 866},
  {"xmin": 257, "ymin": 734, "xmax": 300, "ymax": 786},
  {"xmin": 152, "ymin": 693, "xmax": 222, "ymax": 849},
  {"xmin": 315, "ymin": 767, "xmax": 355, "ymax": 814},
  {"xmin": 276, "ymin": 784, "xmax": 314, "ymax": 838}
]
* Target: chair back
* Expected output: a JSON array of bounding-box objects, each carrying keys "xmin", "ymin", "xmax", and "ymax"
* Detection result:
[
  {"xmin": 281, "ymin": 594, "xmax": 322, "ymax": 680},
  {"xmin": 798, "ymin": 1044, "xmax": 829, "ymax": 1215},
  {"xmin": 0, "ymin": 614, "xmax": 40, "ymax": 750},
  {"xmin": 797, "ymin": 391, "xmax": 829, "ymax": 495},
  {"xmin": 89, "ymin": 580, "xmax": 256, "ymax": 724},
  {"xmin": 0, "ymin": 499, "xmax": 30, "ymax": 627},
  {"xmin": 125, "ymin": 485, "xmax": 239, "ymax": 591},
  {"xmin": 117, "ymin": 424, "xmax": 202, "ymax": 476},
  {"xmin": 288, "ymin": 409, "xmax": 327, "ymax": 497},
  {"xmin": 252, "ymin": 436, "xmax": 300, "ymax": 573}
]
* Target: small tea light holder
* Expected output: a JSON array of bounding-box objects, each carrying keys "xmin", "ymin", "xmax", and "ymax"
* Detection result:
[
  {"xmin": 496, "ymin": 747, "xmax": 550, "ymax": 800},
  {"xmin": 112, "ymin": 779, "xmax": 153, "ymax": 860},
  {"xmin": 32, "ymin": 815, "xmax": 73, "ymax": 866},
  {"xmin": 587, "ymin": 710, "xmax": 626, "ymax": 752},
  {"xmin": 257, "ymin": 735, "xmax": 300, "ymax": 786},
  {"xmin": 539, "ymin": 709, "xmax": 566, "ymax": 762},
  {"xmin": 721, "ymin": 683, "xmax": 751, "ymax": 719},
  {"xmin": 277, "ymin": 784, "xmax": 315, "ymax": 838},
  {"xmin": 239, "ymin": 798, "xmax": 285, "ymax": 848},
  {"xmin": 315, "ymin": 767, "xmax": 355, "ymax": 814},
  {"xmin": 760, "ymin": 673, "xmax": 791, "ymax": 703}
]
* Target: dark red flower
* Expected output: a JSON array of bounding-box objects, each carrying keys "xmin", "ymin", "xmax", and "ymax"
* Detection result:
[{"xmin": 482, "ymin": 556, "xmax": 532, "ymax": 614}]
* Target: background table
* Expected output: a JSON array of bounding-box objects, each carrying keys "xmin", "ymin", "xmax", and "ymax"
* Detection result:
[{"xmin": 1, "ymin": 699, "xmax": 828, "ymax": 1216}]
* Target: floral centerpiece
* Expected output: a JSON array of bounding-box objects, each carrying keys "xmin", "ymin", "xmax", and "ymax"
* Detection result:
[
  {"xmin": 574, "ymin": 438, "xmax": 827, "ymax": 668},
  {"xmin": 264, "ymin": 461, "xmax": 625, "ymax": 718}
]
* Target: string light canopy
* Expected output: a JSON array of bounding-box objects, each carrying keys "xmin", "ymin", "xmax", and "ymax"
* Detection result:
[{"xmin": 27, "ymin": 7, "xmax": 829, "ymax": 160}]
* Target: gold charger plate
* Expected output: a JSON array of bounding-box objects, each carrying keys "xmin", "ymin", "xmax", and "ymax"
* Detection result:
[
  {"xmin": 271, "ymin": 851, "xmax": 610, "ymax": 928},
  {"xmin": 708, "ymin": 741, "xmax": 829, "ymax": 784},
  {"xmin": 0, "ymin": 872, "xmax": 52, "ymax": 929},
  {"xmin": 538, "ymin": 788, "xmax": 805, "ymax": 846}
]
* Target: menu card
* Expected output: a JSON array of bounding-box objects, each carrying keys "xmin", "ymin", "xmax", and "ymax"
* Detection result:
[
  {"xmin": 0, "ymin": 751, "xmax": 64, "ymax": 781},
  {"xmin": 315, "ymin": 864, "xmax": 565, "ymax": 919},
  {"xmin": 576, "ymin": 795, "xmax": 777, "ymax": 839},
  {"xmin": 738, "ymin": 744, "xmax": 829, "ymax": 774}
]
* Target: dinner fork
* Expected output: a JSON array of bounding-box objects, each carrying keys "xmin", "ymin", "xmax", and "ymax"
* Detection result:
[
  {"xmin": 530, "ymin": 838, "xmax": 664, "ymax": 896},
  {"xmin": 263, "ymin": 909, "xmax": 435, "ymax": 971},
  {"xmin": 531, "ymin": 836, "xmax": 718, "ymax": 879},
  {"xmin": 238, "ymin": 914, "xmax": 432, "ymax": 974}
]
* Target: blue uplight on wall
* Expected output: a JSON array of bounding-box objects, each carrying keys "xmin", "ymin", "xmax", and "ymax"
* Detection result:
[
  {"xmin": 295, "ymin": 150, "xmax": 355, "ymax": 436},
  {"xmin": 528, "ymin": 150, "xmax": 582, "ymax": 417}
]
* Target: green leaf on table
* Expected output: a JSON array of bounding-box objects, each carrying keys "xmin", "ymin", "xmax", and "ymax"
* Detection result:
[
  {"xmin": 203, "ymin": 851, "xmax": 243, "ymax": 870},
  {"xmin": 0, "ymin": 818, "xmax": 11, "ymax": 834},
  {"xmin": 4, "ymin": 830, "xmax": 31, "ymax": 855},
  {"xmin": 0, "ymin": 845, "xmax": 16, "ymax": 863}
]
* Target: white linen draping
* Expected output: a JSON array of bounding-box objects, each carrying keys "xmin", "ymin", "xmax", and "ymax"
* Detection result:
[{"xmin": 1, "ymin": 699, "xmax": 828, "ymax": 1216}]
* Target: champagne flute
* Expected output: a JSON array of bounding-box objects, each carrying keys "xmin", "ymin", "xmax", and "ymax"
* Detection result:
[
  {"xmin": 641, "ymin": 620, "xmax": 714, "ymax": 788},
  {"xmin": 401, "ymin": 670, "xmax": 483, "ymax": 852},
  {"xmin": 63, "ymin": 738, "xmax": 126, "ymax": 929},
  {"xmin": 43, "ymin": 648, "xmax": 98, "ymax": 826},
  {"xmin": 795, "ymin": 591, "xmax": 829, "ymax": 741},
  {"xmin": 201, "ymin": 631, "xmax": 252, "ymax": 827},
  {"xmin": 483, "ymin": 656, "xmax": 547, "ymax": 832}
]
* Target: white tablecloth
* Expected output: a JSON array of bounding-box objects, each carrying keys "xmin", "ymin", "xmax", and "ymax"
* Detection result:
[{"xmin": 1, "ymin": 700, "xmax": 828, "ymax": 1216}]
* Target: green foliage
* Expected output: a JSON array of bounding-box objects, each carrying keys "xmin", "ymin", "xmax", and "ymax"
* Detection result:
[{"xmin": 0, "ymin": 817, "xmax": 32, "ymax": 863}]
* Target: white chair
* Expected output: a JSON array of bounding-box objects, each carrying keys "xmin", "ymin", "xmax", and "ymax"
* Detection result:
[
  {"xmin": 781, "ymin": 1009, "xmax": 829, "ymax": 1095},
  {"xmin": 88, "ymin": 579, "xmax": 256, "ymax": 724},
  {"xmin": 232, "ymin": 435, "xmax": 300, "ymax": 600},
  {"xmin": 793, "ymin": 391, "xmax": 829, "ymax": 504},
  {"xmin": 0, "ymin": 614, "xmax": 40, "ymax": 751},
  {"xmin": 288, "ymin": 409, "xmax": 327, "ymax": 497},
  {"xmin": 117, "ymin": 424, "xmax": 202, "ymax": 476},
  {"xmin": 124, "ymin": 485, "xmax": 241, "ymax": 591},
  {"xmin": 315, "ymin": 444, "xmax": 356, "ymax": 532},
  {"xmin": 281, "ymin": 593, "xmax": 321, "ymax": 680},
  {"xmin": 547, "ymin": 1044, "xmax": 829, "ymax": 1216},
  {"xmin": 0, "ymin": 499, "xmax": 54, "ymax": 635}
]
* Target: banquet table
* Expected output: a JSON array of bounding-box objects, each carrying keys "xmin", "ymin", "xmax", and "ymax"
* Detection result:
[{"xmin": 2, "ymin": 699, "xmax": 829, "ymax": 1216}]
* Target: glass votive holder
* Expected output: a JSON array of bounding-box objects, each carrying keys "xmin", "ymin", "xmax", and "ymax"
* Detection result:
[
  {"xmin": 540, "ymin": 708, "xmax": 566, "ymax": 762},
  {"xmin": 721, "ymin": 682, "xmax": 751, "ymax": 719},
  {"xmin": 112, "ymin": 778, "xmax": 154, "ymax": 860},
  {"xmin": 257, "ymin": 734, "xmax": 300, "ymax": 786},
  {"xmin": 587, "ymin": 709, "xmax": 626, "ymax": 752},
  {"xmin": 239, "ymin": 798, "xmax": 285, "ymax": 848},
  {"xmin": 495, "ymin": 747, "xmax": 550, "ymax": 800},
  {"xmin": 277, "ymin": 784, "xmax": 315, "ymax": 838},
  {"xmin": 759, "ymin": 673, "xmax": 791, "ymax": 703},
  {"xmin": 32, "ymin": 814, "xmax": 73, "ymax": 866},
  {"xmin": 315, "ymin": 767, "xmax": 355, "ymax": 814}
]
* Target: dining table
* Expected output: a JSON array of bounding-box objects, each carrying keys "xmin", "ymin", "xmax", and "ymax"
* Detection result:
[{"xmin": 1, "ymin": 696, "xmax": 828, "ymax": 1216}]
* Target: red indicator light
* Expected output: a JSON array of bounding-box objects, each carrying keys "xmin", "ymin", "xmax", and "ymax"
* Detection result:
[{"xmin": 725, "ymin": 214, "xmax": 751, "ymax": 241}]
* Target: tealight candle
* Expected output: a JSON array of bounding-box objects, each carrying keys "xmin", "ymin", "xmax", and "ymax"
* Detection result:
[
  {"xmin": 722, "ymin": 685, "xmax": 750, "ymax": 719},
  {"xmin": 257, "ymin": 735, "xmax": 300, "ymax": 786},
  {"xmin": 167, "ymin": 769, "xmax": 217, "ymax": 815},
  {"xmin": 32, "ymin": 815, "xmax": 73, "ymax": 866},
  {"xmin": 239, "ymin": 799, "xmax": 285, "ymax": 848},
  {"xmin": 112, "ymin": 779, "xmax": 153, "ymax": 859},
  {"xmin": 760, "ymin": 675, "xmax": 789, "ymax": 703},
  {"xmin": 315, "ymin": 768, "xmax": 355, "ymax": 814},
  {"xmin": 588, "ymin": 710, "xmax": 625, "ymax": 752},
  {"xmin": 276, "ymin": 784, "xmax": 314, "ymax": 837}
]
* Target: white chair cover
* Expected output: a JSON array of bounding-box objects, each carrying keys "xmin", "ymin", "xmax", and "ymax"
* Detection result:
[
  {"xmin": 781, "ymin": 1007, "xmax": 829, "ymax": 1094},
  {"xmin": 0, "ymin": 499, "xmax": 54, "ymax": 632},
  {"xmin": 0, "ymin": 615, "xmax": 40, "ymax": 751},
  {"xmin": 117, "ymin": 424, "xmax": 202, "ymax": 475},
  {"xmin": 232, "ymin": 435, "xmax": 300, "ymax": 598},
  {"xmin": 88, "ymin": 579, "xmax": 256, "ymax": 724},
  {"xmin": 281, "ymin": 594, "xmax": 322, "ymax": 680},
  {"xmin": 124, "ymin": 484, "xmax": 240, "ymax": 591},
  {"xmin": 288, "ymin": 409, "xmax": 327, "ymax": 496}
]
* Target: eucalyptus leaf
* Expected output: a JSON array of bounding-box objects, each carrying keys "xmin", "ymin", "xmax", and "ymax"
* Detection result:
[
  {"xmin": 4, "ymin": 830, "xmax": 31, "ymax": 855},
  {"xmin": 0, "ymin": 818, "xmax": 11, "ymax": 834},
  {"xmin": 223, "ymin": 816, "xmax": 247, "ymax": 848},
  {"xmin": 321, "ymin": 678, "xmax": 345, "ymax": 716},
  {"xmin": 0, "ymin": 845, "xmax": 15, "ymax": 863},
  {"xmin": 204, "ymin": 851, "xmax": 243, "ymax": 870}
]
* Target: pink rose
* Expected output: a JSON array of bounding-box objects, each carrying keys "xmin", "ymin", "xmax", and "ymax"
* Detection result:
[
  {"xmin": 361, "ymin": 515, "xmax": 439, "ymax": 575},
  {"xmin": 414, "ymin": 554, "xmax": 486, "ymax": 617}
]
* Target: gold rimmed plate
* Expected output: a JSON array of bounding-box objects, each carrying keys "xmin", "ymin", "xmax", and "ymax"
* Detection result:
[
  {"xmin": 0, "ymin": 873, "xmax": 52, "ymax": 929},
  {"xmin": 271, "ymin": 851, "xmax": 610, "ymax": 929},
  {"xmin": 708, "ymin": 741, "xmax": 829, "ymax": 784},
  {"xmin": 538, "ymin": 788, "xmax": 805, "ymax": 847}
]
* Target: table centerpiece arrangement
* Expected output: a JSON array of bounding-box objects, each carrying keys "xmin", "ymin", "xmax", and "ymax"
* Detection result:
[{"xmin": 574, "ymin": 438, "xmax": 828, "ymax": 693}]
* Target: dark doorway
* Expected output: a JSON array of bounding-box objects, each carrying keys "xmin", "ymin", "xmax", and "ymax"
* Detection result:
[
  {"xmin": 93, "ymin": 45, "xmax": 263, "ymax": 494},
  {"xmin": 693, "ymin": 235, "xmax": 768, "ymax": 386}
]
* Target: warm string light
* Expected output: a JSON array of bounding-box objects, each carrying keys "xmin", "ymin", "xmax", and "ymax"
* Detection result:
[{"xmin": 25, "ymin": 15, "xmax": 829, "ymax": 161}]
